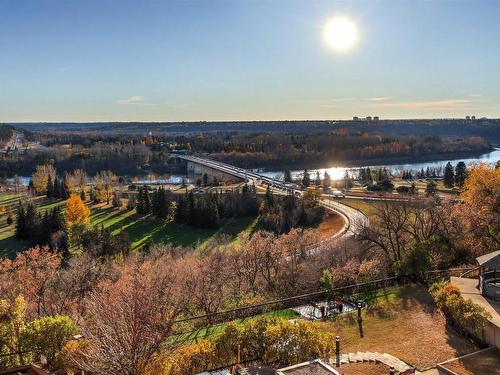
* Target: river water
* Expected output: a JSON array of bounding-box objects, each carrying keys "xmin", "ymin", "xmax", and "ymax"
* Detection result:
[
  {"xmin": 258, "ymin": 148, "xmax": 500, "ymax": 181},
  {"xmin": 8, "ymin": 148, "xmax": 499, "ymax": 185}
]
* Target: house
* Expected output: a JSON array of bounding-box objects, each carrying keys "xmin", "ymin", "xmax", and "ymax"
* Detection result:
[{"xmin": 451, "ymin": 250, "xmax": 500, "ymax": 349}]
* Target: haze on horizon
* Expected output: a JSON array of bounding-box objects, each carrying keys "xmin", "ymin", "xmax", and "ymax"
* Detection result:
[{"xmin": 1, "ymin": 0, "xmax": 499, "ymax": 123}]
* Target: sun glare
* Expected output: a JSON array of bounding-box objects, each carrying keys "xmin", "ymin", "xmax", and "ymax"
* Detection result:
[{"xmin": 323, "ymin": 17, "xmax": 359, "ymax": 52}]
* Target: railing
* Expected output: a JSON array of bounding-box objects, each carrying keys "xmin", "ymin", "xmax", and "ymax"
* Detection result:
[{"xmin": 481, "ymin": 270, "xmax": 500, "ymax": 301}]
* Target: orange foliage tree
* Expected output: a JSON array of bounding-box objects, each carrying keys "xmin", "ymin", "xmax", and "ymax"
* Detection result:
[{"xmin": 65, "ymin": 194, "xmax": 90, "ymax": 227}]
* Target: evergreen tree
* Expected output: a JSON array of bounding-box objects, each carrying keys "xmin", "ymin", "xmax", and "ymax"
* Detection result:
[
  {"xmin": 202, "ymin": 173, "xmax": 208, "ymax": 186},
  {"xmin": 342, "ymin": 171, "xmax": 353, "ymax": 189},
  {"xmin": 265, "ymin": 185, "xmax": 274, "ymax": 206},
  {"xmin": 454, "ymin": 161, "xmax": 467, "ymax": 187},
  {"xmin": 28, "ymin": 179, "xmax": 35, "ymax": 194},
  {"xmin": 301, "ymin": 169, "xmax": 310, "ymax": 188},
  {"xmin": 314, "ymin": 171, "xmax": 321, "ymax": 187},
  {"xmin": 323, "ymin": 171, "xmax": 331, "ymax": 191},
  {"xmin": 443, "ymin": 162, "xmax": 455, "ymax": 188},
  {"xmin": 46, "ymin": 175, "xmax": 53, "ymax": 198},
  {"xmin": 284, "ymin": 169, "xmax": 292, "ymax": 183},
  {"xmin": 15, "ymin": 203, "xmax": 27, "ymax": 239},
  {"xmin": 366, "ymin": 167, "xmax": 372, "ymax": 183}
]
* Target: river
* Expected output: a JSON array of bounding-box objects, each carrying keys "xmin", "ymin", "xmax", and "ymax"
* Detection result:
[
  {"xmin": 8, "ymin": 148, "xmax": 499, "ymax": 185},
  {"xmin": 257, "ymin": 148, "xmax": 500, "ymax": 181}
]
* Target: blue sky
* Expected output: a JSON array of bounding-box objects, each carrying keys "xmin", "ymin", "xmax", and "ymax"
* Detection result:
[{"xmin": 1, "ymin": 0, "xmax": 499, "ymax": 122}]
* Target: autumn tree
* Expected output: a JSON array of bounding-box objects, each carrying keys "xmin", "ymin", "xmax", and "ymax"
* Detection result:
[
  {"xmin": 457, "ymin": 163, "xmax": 500, "ymax": 252},
  {"xmin": 65, "ymin": 194, "xmax": 90, "ymax": 227},
  {"xmin": 74, "ymin": 256, "xmax": 194, "ymax": 375},
  {"xmin": 32, "ymin": 164, "xmax": 56, "ymax": 195},
  {"xmin": 94, "ymin": 170, "xmax": 117, "ymax": 204}
]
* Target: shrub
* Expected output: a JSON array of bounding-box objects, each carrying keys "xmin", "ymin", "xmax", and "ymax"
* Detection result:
[{"xmin": 429, "ymin": 282, "xmax": 491, "ymax": 338}]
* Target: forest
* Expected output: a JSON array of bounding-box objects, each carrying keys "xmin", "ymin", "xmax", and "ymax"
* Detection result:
[{"xmin": 0, "ymin": 122, "xmax": 493, "ymax": 177}]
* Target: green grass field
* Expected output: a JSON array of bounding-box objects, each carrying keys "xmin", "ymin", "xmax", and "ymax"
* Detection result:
[{"xmin": 0, "ymin": 193, "xmax": 258, "ymax": 258}]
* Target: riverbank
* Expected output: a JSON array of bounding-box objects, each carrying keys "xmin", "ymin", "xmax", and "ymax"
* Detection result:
[{"xmin": 246, "ymin": 147, "xmax": 497, "ymax": 172}]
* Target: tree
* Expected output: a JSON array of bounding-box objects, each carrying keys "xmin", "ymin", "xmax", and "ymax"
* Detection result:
[
  {"xmin": 94, "ymin": 170, "xmax": 116, "ymax": 204},
  {"xmin": 322, "ymin": 171, "xmax": 331, "ymax": 191},
  {"xmin": 202, "ymin": 173, "xmax": 208, "ymax": 186},
  {"xmin": 21, "ymin": 315, "xmax": 77, "ymax": 366},
  {"xmin": 32, "ymin": 164, "xmax": 56, "ymax": 195},
  {"xmin": 284, "ymin": 169, "xmax": 292, "ymax": 183},
  {"xmin": 65, "ymin": 194, "xmax": 90, "ymax": 227},
  {"xmin": 75, "ymin": 257, "xmax": 193, "ymax": 375},
  {"xmin": 443, "ymin": 162, "xmax": 455, "ymax": 188},
  {"xmin": 454, "ymin": 161, "xmax": 467, "ymax": 187},
  {"xmin": 425, "ymin": 180, "xmax": 438, "ymax": 197},
  {"xmin": 301, "ymin": 169, "xmax": 310, "ymax": 188},
  {"xmin": 461, "ymin": 163, "xmax": 500, "ymax": 213},
  {"xmin": 342, "ymin": 170, "xmax": 353, "ymax": 189},
  {"xmin": 112, "ymin": 191, "xmax": 122, "ymax": 208},
  {"xmin": 314, "ymin": 171, "xmax": 321, "ymax": 187}
]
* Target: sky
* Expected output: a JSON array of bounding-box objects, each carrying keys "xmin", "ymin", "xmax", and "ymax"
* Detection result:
[{"xmin": 1, "ymin": 0, "xmax": 500, "ymax": 122}]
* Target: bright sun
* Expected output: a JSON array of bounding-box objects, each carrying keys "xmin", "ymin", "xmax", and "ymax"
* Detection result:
[{"xmin": 323, "ymin": 17, "xmax": 359, "ymax": 52}]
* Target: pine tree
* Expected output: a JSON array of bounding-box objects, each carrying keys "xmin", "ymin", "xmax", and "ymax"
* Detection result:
[
  {"xmin": 142, "ymin": 186, "xmax": 150, "ymax": 213},
  {"xmin": 46, "ymin": 175, "xmax": 53, "ymax": 198},
  {"xmin": 443, "ymin": 162, "xmax": 455, "ymax": 188},
  {"xmin": 284, "ymin": 169, "xmax": 292, "ymax": 183},
  {"xmin": 455, "ymin": 161, "xmax": 467, "ymax": 187},
  {"xmin": 302, "ymin": 169, "xmax": 310, "ymax": 188},
  {"xmin": 315, "ymin": 171, "xmax": 321, "ymax": 187},
  {"xmin": 323, "ymin": 171, "xmax": 331, "ymax": 191},
  {"xmin": 15, "ymin": 203, "xmax": 27, "ymax": 239}
]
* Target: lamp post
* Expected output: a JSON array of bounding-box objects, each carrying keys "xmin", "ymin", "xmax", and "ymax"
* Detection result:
[
  {"xmin": 357, "ymin": 302, "xmax": 364, "ymax": 338},
  {"xmin": 335, "ymin": 336, "xmax": 340, "ymax": 367}
]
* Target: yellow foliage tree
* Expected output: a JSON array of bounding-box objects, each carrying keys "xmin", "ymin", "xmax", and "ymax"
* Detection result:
[
  {"xmin": 65, "ymin": 194, "xmax": 90, "ymax": 226},
  {"xmin": 461, "ymin": 162, "xmax": 500, "ymax": 212}
]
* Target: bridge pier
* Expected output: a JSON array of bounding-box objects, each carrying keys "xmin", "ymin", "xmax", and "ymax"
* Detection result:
[{"xmin": 186, "ymin": 161, "xmax": 243, "ymax": 183}]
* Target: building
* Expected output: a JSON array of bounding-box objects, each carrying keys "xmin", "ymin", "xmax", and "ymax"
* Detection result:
[{"xmin": 451, "ymin": 250, "xmax": 500, "ymax": 349}]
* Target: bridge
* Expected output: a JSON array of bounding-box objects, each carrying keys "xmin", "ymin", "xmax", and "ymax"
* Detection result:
[{"xmin": 175, "ymin": 154, "xmax": 369, "ymax": 236}]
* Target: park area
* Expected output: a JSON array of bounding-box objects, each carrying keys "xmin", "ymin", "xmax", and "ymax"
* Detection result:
[
  {"xmin": 0, "ymin": 192, "xmax": 259, "ymax": 257},
  {"xmin": 0, "ymin": 191, "xmax": 342, "ymax": 258}
]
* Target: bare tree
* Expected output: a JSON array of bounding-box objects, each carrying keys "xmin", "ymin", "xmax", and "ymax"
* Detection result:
[{"xmin": 74, "ymin": 256, "xmax": 193, "ymax": 375}]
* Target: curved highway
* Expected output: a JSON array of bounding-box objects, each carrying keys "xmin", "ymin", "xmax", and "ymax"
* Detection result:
[{"xmin": 175, "ymin": 154, "xmax": 369, "ymax": 237}]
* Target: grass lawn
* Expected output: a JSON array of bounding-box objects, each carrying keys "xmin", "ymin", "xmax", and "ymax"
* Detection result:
[
  {"xmin": 322, "ymin": 285, "xmax": 479, "ymax": 371},
  {"xmin": 0, "ymin": 192, "xmax": 259, "ymax": 256},
  {"xmin": 0, "ymin": 193, "xmax": 66, "ymax": 257},
  {"xmin": 89, "ymin": 203, "xmax": 258, "ymax": 251},
  {"xmin": 339, "ymin": 198, "xmax": 385, "ymax": 222}
]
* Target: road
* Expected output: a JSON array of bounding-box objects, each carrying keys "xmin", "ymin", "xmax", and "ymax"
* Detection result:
[
  {"xmin": 2, "ymin": 131, "xmax": 22, "ymax": 152},
  {"xmin": 175, "ymin": 154, "xmax": 369, "ymax": 237}
]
